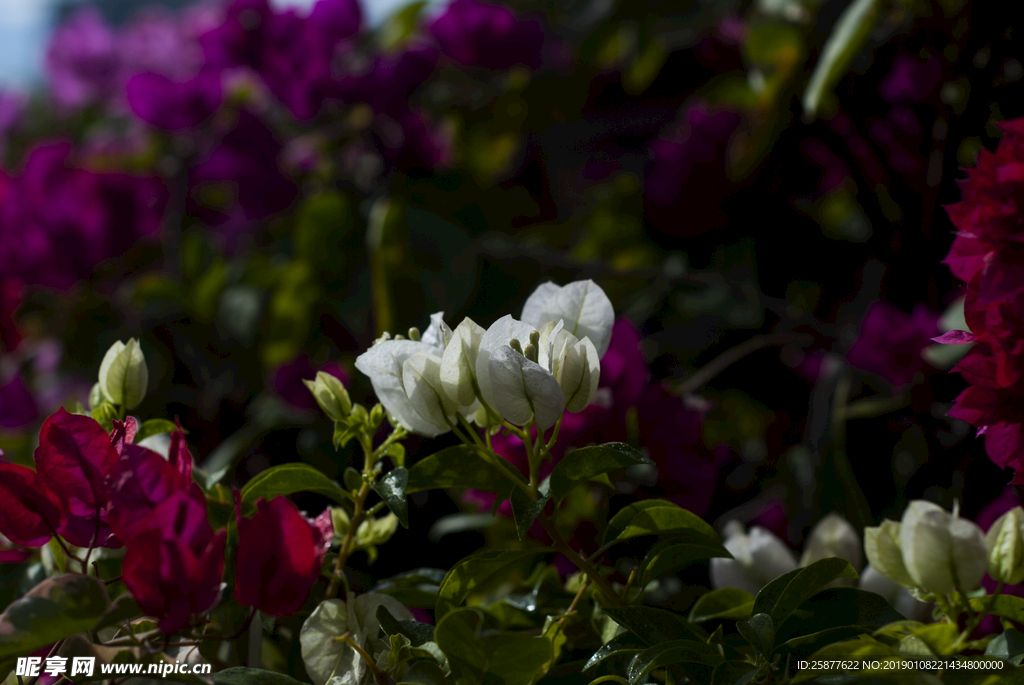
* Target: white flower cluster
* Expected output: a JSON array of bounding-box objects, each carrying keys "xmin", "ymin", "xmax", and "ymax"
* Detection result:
[
  {"xmin": 354, "ymin": 280, "xmax": 615, "ymax": 437},
  {"xmin": 711, "ymin": 513, "xmax": 931, "ymax": 620}
]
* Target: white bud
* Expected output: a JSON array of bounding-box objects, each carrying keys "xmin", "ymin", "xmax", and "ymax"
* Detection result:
[
  {"xmin": 800, "ymin": 512, "xmax": 861, "ymax": 569},
  {"xmin": 303, "ymin": 371, "xmax": 351, "ymax": 421},
  {"xmin": 899, "ymin": 500, "xmax": 987, "ymax": 595},
  {"xmin": 101, "ymin": 338, "xmax": 148, "ymax": 409},
  {"xmin": 986, "ymin": 506, "xmax": 1024, "ymax": 585}
]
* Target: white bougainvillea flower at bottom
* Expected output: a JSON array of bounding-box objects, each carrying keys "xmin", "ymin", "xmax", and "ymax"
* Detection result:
[
  {"xmin": 354, "ymin": 312, "xmax": 452, "ymax": 437},
  {"xmin": 403, "ymin": 352, "xmax": 458, "ymax": 434},
  {"xmin": 899, "ymin": 500, "xmax": 987, "ymax": 595},
  {"xmin": 440, "ymin": 317, "xmax": 487, "ymax": 409},
  {"xmin": 487, "ymin": 344, "xmax": 566, "ymax": 431},
  {"xmin": 300, "ymin": 594, "xmax": 414, "ymax": 685},
  {"xmin": 520, "ymin": 279, "xmax": 615, "ymax": 357}
]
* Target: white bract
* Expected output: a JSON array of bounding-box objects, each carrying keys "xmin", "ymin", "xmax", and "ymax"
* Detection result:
[
  {"xmin": 354, "ymin": 313, "xmax": 453, "ymax": 437},
  {"xmin": 710, "ymin": 522, "xmax": 798, "ymax": 595},
  {"xmin": 98, "ymin": 338, "xmax": 148, "ymax": 409},
  {"xmin": 865, "ymin": 500, "xmax": 987, "ymax": 596},
  {"xmin": 858, "ymin": 564, "xmax": 932, "ymax": 622},
  {"xmin": 357, "ymin": 280, "xmax": 615, "ymax": 435},
  {"xmin": 800, "ymin": 512, "xmax": 861, "ymax": 570}
]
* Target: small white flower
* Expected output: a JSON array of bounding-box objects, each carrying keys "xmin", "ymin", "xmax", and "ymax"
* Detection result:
[
  {"xmin": 710, "ymin": 522, "xmax": 798, "ymax": 595},
  {"xmin": 897, "ymin": 500, "xmax": 987, "ymax": 595},
  {"xmin": 440, "ymin": 317, "xmax": 487, "ymax": 408},
  {"xmin": 520, "ymin": 279, "xmax": 615, "ymax": 357},
  {"xmin": 403, "ymin": 352, "xmax": 457, "ymax": 434},
  {"xmin": 800, "ymin": 512, "xmax": 861, "ymax": 569},
  {"xmin": 985, "ymin": 506, "xmax": 1024, "ymax": 585},
  {"xmin": 355, "ymin": 312, "xmax": 453, "ymax": 437}
]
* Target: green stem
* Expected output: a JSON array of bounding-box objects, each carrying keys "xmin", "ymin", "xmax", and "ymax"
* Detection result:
[
  {"xmin": 538, "ymin": 511, "xmax": 621, "ymax": 607},
  {"xmin": 541, "ymin": 416, "xmax": 563, "ymax": 459},
  {"xmin": 326, "ymin": 435, "xmax": 376, "ymax": 599},
  {"xmin": 371, "ymin": 425, "xmax": 408, "ymax": 459}
]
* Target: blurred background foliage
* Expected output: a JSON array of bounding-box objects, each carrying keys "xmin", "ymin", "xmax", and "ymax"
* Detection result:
[{"xmin": 0, "ymin": 0, "xmax": 1022, "ymax": 591}]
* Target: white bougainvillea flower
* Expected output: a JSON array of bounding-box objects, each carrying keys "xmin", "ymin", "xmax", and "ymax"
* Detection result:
[
  {"xmin": 538, "ymin": 320, "xmax": 600, "ymax": 413},
  {"xmin": 403, "ymin": 352, "xmax": 458, "ymax": 434},
  {"xmin": 440, "ymin": 317, "xmax": 487, "ymax": 408},
  {"xmin": 800, "ymin": 512, "xmax": 861, "ymax": 569},
  {"xmin": 864, "ymin": 519, "xmax": 914, "ymax": 588},
  {"xmin": 355, "ymin": 312, "xmax": 453, "ymax": 437},
  {"xmin": 520, "ymin": 279, "xmax": 615, "ymax": 357},
  {"xmin": 473, "ymin": 315, "xmax": 565, "ymax": 430},
  {"xmin": 899, "ymin": 500, "xmax": 987, "ymax": 595},
  {"xmin": 710, "ymin": 522, "xmax": 798, "ymax": 595}
]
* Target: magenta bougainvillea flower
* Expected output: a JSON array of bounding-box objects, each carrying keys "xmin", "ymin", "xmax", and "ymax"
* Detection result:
[
  {"xmin": 45, "ymin": 7, "xmax": 121, "ymax": 109},
  {"xmin": 847, "ymin": 301, "xmax": 940, "ymax": 389},
  {"xmin": 33, "ymin": 408, "xmax": 121, "ymax": 548},
  {"xmin": 126, "ymin": 72, "xmax": 223, "ymax": 130},
  {"xmin": 122, "ymin": 492, "xmax": 226, "ymax": 633},
  {"xmin": 0, "ymin": 463, "xmax": 67, "ymax": 548},
  {"xmin": 234, "ymin": 497, "xmax": 332, "ymax": 616},
  {"xmin": 0, "ymin": 142, "xmax": 167, "ymax": 291},
  {"xmin": 429, "ymin": 0, "xmax": 544, "ymax": 70},
  {"xmin": 941, "ymin": 118, "xmax": 1024, "ymax": 480}
]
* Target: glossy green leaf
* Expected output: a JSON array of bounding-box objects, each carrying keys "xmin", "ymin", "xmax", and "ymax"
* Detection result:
[
  {"xmin": 436, "ymin": 549, "xmax": 550, "ymax": 618},
  {"xmin": 377, "ymin": 604, "xmax": 435, "ymax": 647},
  {"xmin": 689, "ymin": 588, "xmax": 755, "ymax": 623},
  {"xmin": 548, "ymin": 443, "xmax": 652, "ymax": 503},
  {"xmin": 374, "ymin": 467, "xmax": 409, "ymax": 528},
  {"xmin": 240, "ymin": 463, "xmax": 349, "ymax": 511},
  {"xmin": 583, "ymin": 632, "xmax": 647, "ymax": 672},
  {"xmin": 803, "ymin": 0, "xmax": 881, "ymax": 117},
  {"xmin": 406, "ymin": 445, "xmax": 520, "ymax": 494},
  {"xmin": 768, "ymin": 557, "xmax": 858, "ymax": 628},
  {"xmin": 737, "ymin": 613, "xmax": 774, "ymax": 656},
  {"xmin": 986, "ymin": 629, "xmax": 1024, "ymax": 666},
  {"xmin": 398, "ymin": 659, "xmax": 448, "ymax": 685},
  {"xmin": 371, "ymin": 568, "xmax": 447, "ymax": 608},
  {"xmin": 710, "ymin": 660, "xmax": 757, "ymax": 685},
  {"xmin": 214, "ymin": 668, "xmax": 307, "ymax": 685},
  {"xmin": 0, "ymin": 574, "xmax": 110, "ymax": 664},
  {"xmin": 751, "ymin": 567, "xmax": 802, "ymax": 617},
  {"xmin": 343, "ymin": 466, "xmax": 363, "ymax": 493},
  {"xmin": 434, "ymin": 608, "xmax": 551, "ymax": 685},
  {"xmin": 601, "ymin": 499, "xmax": 718, "ymax": 548},
  {"xmin": 640, "ymin": 537, "xmax": 732, "ymax": 587},
  {"xmin": 510, "ymin": 483, "xmax": 549, "ymax": 541},
  {"xmin": 603, "ymin": 605, "xmax": 708, "ymax": 646},
  {"xmin": 134, "ymin": 418, "xmax": 180, "ymax": 443},
  {"xmin": 627, "ymin": 639, "xmax": 724, "ymax": 685},
  {"xmin": 773, "ymin": 588, "xmax": 906, "ymax": 646}
]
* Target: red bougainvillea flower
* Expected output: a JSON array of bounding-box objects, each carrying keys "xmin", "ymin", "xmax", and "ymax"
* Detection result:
[
  {"xmin": 0, "ymin": 463, "xmax": 67, "ymax": 547},
  {"xmin": 847, "ymin": 301, "xmax": 940, "ymax": 389},
  {"xmin": 122, "ymin": 491, "xmax": 226, "ymax": 633},
  {"xmin": 942, "ymin": 118, "xmax": 1024, "ymax": 478},
  {"xmin": 34, "ymin": 408, "xmax": 121, "ymax": 548},
  {"xmin": 234, "ymin": 497, "xmax": 332, "ymax": 616}
]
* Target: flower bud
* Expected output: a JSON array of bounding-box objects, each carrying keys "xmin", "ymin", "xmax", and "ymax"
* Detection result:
[
  {"xmin": 899, "ymin": 500, "xmax": 987, "ymax": 595},
  {"xmin": 864, "ymin": 520, "xmax": 913, "ymax": 588},
  {"xmin": 524, "ymin": 343, "xmax": 537, "ymax": 364},
  {"xmin": 99, "ymin": 338, "xmax": 148, "ymax": 409},
  {"xmin": 408, "ymin": 327, "xmax": 421, "ymax": 342},
  {"xmin": 985, "ymin": 506, "xmax": 1024, "ymax": 585},
  {"xmin": 800, "ymin": 512, "xmax": 861, "ymax": 569},
  {"xmin": 529, "ymin": 330, "xmax": 540, "ymax": 348},
  {"xmin": 509, "ymin": 338, "xmax": 524, "ymax": 355},
  {"xmin": 303, "ymin": 371, "xmax": 352, "ymax": 421}
]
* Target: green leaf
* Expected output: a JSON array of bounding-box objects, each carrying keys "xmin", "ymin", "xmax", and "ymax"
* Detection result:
[
  {"xmin": 602, "ymin": 605, "xmax": 708, "ymax": 646},
  {"xmin": 751, "ymin": 568, "xmax": 802, "ymax": 617},
  {"xmin": 971, "ymin": 594, "xmax": 1024, "ymax": 623},
  {"xmin": 548, "ymin": 443, "xmax": 652, "ymax": 503},
  {"xmin": 48, "ymin": 537, "xmax": 66, "ymax": 573},
  {"xmin": 377, "ymin": 604, "xmax": 435, "ymax": 647},
  {"xmin": 689, "ymin": 588, "xmax": 755, "ymax": 623},
  {"xmin": 374, "ymin": 467, "xmax": 409, "ymax": 528},
  {"xmin": 406, "ymin": 445, "xmax": 519, "ymax": 494},
  {"xmin": 772, "ymin": 625, "xmax": 869, "ymax": 662},
  {"xmin": 744, "ymin": 22, "xmax": 804, "ymax": 65},
  {"xmin": 240, "ymin": 463, "xmax": 349, "ymax": 512},
  {"xmin": 434, "ymin": 608, "xmax": 552, "ymax": 685},
  {"xmin": 986, "ymin": 629, "xmax": 1024, "ymax": 666},
  {"xmin": 768, "ymin": 557, "xmax": 858, "ymax": 628},
  {"xmin": 802, "ymin": 0, "xmax": 881, "ymax": 117},
  {"xmin": 135, "ymin": 418, "xmax": 181, "ymax": 443},
  {"xmin": 94, "ymin": 594, "xmax": 142, "ymax": 633},
  {"xmin": 436, "ymin": 549, "xmax": 550, "ymax": 619},
  {"xmin": 710, "ymin": 660, "xmax": 757, "ymax": 685},
  {"xmin": 379, "ymin": 0, "xmax": 429, "ymax": 50},
  {"xmin": 583, "ymin": 633, "xmax": 647, "ymax": 672},
  {"xmin": 737, "ymin": 613, "xmax": 774, "ymax": 656},
  {"xmin": 371, "ymin": 568, "xmax": 447, "ymax": 608},
  {"xmin": 772, "ymin": 588, "xmax": 906, "ymax": 647},
  {"xmin": 601, "ymin": 499, "xmax": 718, "ymax": 548},
  {"xmin": 0, "ymin": 574, "xmax": 110, "ymax": 665},
  {"xmin": 214, "ymin": 668, "xmax": 307, "ymax": 685},
  {"xmin": 343, "ymin": 466, "xmax": 363, "ymax": 493},
  {"xmin": 627, "ymin": 639, "xmax": 725, "ymax": 685},
  {"xmin": 510, "ymin": 483, "xmax": 549, "ymax": 541},
  {"xmin": 640, "ymin": 537, "xmax": 732, "ymax": 587},
  {"xmin": 398, "ymin": 660, "xmax": 448, "ymax": 685}
]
